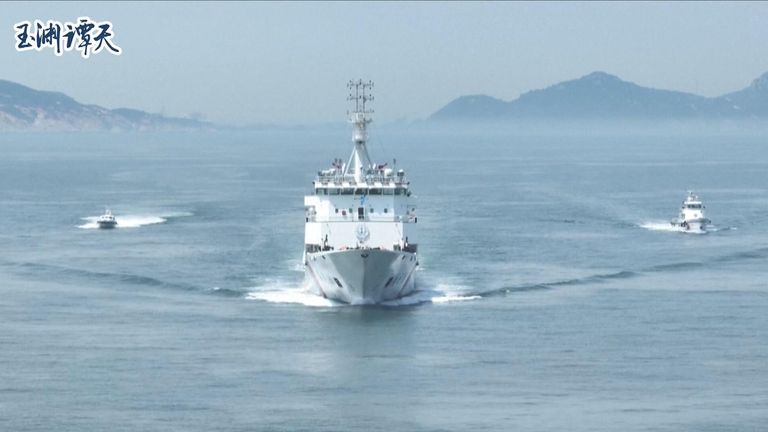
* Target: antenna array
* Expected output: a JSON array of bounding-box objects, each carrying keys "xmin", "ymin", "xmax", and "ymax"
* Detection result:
[{"xmin": 347, "ymin": 79, "xmax": 374, "ymax": 114}]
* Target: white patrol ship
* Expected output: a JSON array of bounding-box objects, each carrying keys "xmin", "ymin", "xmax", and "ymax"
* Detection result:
[
  {"xmin": 303, "ymin": 80, "xmax": 418, "ymax": 304},
  {"xmin": 671, "ymin": 192, "xmax": 711, "ymax": 232}
]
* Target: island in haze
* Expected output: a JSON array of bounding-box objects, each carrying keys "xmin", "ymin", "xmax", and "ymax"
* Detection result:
[
  {"xmin": 0, "ymin": 79, "xmax": 213, "ymax": 132},
  {"xmin": 3, "ymin": 71, "xmax": 768, "ymax": 131},
  {"xmin": 430, "ymin": 71, "xmax": 768, "ymax": 122}
]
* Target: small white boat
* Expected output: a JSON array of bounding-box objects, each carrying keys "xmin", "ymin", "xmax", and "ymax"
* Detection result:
[
  {"xmin": 97, "ymin": 208, "xmax": 118, "ymax": 229},
  {"xmin": 670, "ymin": 192, "xmax": 710, "ymax": 232}
]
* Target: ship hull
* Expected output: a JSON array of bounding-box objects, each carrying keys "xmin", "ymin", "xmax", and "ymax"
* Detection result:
[
  {"xmin": 671, "ymin": 218, "xmax": 710, "ymax": 232},
  {"xmin": 97, "ymin": 221, "xmax": 117, "ymax": 229},
  {"xmin": 305, "ymin": 249, "xmax": 418, "ymax": 304}
]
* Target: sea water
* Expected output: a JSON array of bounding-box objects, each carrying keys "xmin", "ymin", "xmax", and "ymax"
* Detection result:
[{"xmin": 1, "ymin": 129, "xmax": 767, "ymax": 431}]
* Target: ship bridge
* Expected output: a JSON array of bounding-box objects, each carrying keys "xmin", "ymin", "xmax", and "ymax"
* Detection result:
[{"xmin": 313, "ymin": 164, "xmax": 411, "ymax": 195}]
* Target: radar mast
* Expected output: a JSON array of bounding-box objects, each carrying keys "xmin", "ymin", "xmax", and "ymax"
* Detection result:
[{"xmin": 343, "ymin": 79, "xmax": 374, "ymax": 182}]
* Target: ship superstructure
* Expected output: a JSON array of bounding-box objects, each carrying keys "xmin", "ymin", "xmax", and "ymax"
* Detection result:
[{"xmin": 303, "ymin": 80, "xmax": 418, "ymax": 304}]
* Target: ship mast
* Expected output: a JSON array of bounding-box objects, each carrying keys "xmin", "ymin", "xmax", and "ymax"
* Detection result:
[{"xmin": 343, "ymin": 79, "xmax": 374, "ymax": 183}]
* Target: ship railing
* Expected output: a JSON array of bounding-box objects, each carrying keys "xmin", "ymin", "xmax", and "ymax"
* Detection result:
[
  {"xmin": 305, "ymin": 215, "xmax": 417, "ymax": 223},
  {"xmin": 307, "ymin": 244, "xmax": 417, "ymax": 253},
  {"xmin": 314, "ymin": 174, "xmax": 407, "ymax": 186}
]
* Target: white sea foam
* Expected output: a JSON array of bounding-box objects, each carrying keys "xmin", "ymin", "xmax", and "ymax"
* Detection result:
[
  {"xmin": 159, "ymin": 211, "xmax": 194, "ymax": 219},
  {"xmin": 245, "ymin": 278, "xmax": 482, "ymax": 307},
  {"xmin": 244, "ymin": 278, "xmax": 338, "ymax": 307},
  {"xmin": 424, "ymin": 282, "xmax": 482, "ymax": 304},
  {"xmin": 381, "ymin": 290, "xmax": 481, "ymax": 306},
  {"xmin": 430, "ymin": 294, "xmax": 483, "ymax": 303},
  {"xmin": 246, "ymin": 288, "xmax": 342, "ymax": 307}
]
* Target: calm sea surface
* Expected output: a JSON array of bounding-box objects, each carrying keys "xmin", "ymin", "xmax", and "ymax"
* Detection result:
[{"xmin": 1, "ymin": 129, "xmax": 767, "ymax": 431}]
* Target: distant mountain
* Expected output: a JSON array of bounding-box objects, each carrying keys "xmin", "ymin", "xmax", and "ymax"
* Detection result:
[
  {"xmin": 719, "ymin": 72, "xmax": 768, "ymax": 117},
  {"xmin": 430, "ymin": 94, "xmax": 509, "ymax": 119},
  {"xmin": 0, "ymin": 79, "xmax": 212, "ymax": 131},
  {"xmin": 430, "ymin": 71, "xmax": 768, "ymax": 121}
]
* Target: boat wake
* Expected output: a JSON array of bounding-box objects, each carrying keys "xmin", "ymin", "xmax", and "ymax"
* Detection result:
[
  {"xmin": 382, "ymin": 289, "xmax": 481, "ymax": 306},
  {"xmin": 78, "ymin": 211, "xmax": 192, "ymax": 229},
  {"xmin": 10, "ymin": 261, "xmax": 201, "ymax": 292},
  {"xmin": 244, "ymin": 278, "xmax": 481, "ymax": 307},
  {"xmin": 246, "ymin": 287, "xmax": 342, "ymax": 307},
  {"xmin": 246, "ymin": 244, "xmax": 768, "ymax": 307}
]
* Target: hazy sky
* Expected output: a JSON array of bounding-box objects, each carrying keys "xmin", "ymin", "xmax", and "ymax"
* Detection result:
[{"xmin": 3, "ymin": 1, "xmax": 768, "ymax": 125}]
